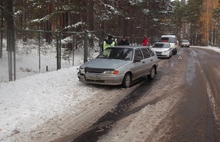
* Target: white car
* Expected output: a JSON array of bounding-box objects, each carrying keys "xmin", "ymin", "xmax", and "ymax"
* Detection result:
[
  {"xmin": 160, "ymin": 34, "xmax": 179, "ymax": 55},
  {"xmin": 181, "ymin": 39, "xmax": 190, "ymax": 47},
  {"xmin": 151, "ymin": 42, "xmax": 172, "ymax": 59}
]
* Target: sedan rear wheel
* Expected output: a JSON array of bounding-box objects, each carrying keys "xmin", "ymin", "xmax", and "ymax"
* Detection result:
[
  {"xmin": 147, "ymin": 67, "xmax": 156, "ymax": 80},
  {"xmin": 122, "ymin": 73, "xmax": 131, "ymax": 88},
  {"xmin": 172, "ymin": 48, "xmax": 177, "ymax": 55}
]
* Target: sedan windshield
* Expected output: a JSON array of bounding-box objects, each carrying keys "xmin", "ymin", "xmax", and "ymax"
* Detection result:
[
  {"xmin": 98, "ymin": 48, "xmax": 133, "ymax": 61},
  {"xmin": 182, "ymin": 40, "xmax": 189, "ymax": 43}
]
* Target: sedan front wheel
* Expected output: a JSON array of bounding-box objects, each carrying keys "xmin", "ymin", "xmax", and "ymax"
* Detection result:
[
  {"xmin": 122, "ymin": 73, "xmax": 131, "ymax": 88},
  {"xmin": 147, "ymin": 67, "xmax": 156, "ymax": 80}
]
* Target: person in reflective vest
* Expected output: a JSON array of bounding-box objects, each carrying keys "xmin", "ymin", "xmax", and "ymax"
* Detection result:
[{"xmin": 103, "ymin": 35, "xmax": 116, "ymax": 50}]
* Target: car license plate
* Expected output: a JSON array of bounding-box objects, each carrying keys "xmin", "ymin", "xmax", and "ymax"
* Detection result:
[
  {"xmin": 85, "ymin": 75, "xmax": 99, "ymax": 80},
  {"xmin": 156, "ymin": 52, "xmax": 161, "ymax": 55}
]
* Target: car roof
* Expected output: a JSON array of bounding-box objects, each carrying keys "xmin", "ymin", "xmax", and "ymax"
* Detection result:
[
  {"xmin": 154, "ymin": 42, "xmax": 169, "ymax": 44},
  {"xmin": 161, "ymin": 34, "xmax": 177, "ymax": 37},
  {"xmin": 109, "ymin": 45, "xmax": 150, "ymax": 49},
  {"xmin": 161, "ymin": 36, "xmax": 177, "ymax": 39},
  {"xmin": 161, "ymin": 35, "xmax": 177, "ymax": 39}
]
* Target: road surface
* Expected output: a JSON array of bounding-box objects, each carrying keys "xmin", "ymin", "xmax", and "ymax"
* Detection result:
[{"xmin": 54, "ymin": 46, "xmax": 220, "ymax": 142}]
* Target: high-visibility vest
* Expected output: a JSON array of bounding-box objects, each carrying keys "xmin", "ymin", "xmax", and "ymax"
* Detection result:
[{"xmin": 103, "ymin": 41, "xmax": 115, "ymax": 50}]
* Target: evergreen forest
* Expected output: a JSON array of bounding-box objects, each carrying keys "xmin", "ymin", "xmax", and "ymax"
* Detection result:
[{"xmin": 1, "ymin": 0, "xmax": 220, "ymax": 49}]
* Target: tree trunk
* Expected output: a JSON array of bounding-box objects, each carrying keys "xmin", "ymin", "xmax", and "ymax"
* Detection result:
[
  {"xmin": 88, "ymin": 0, "xmax": 94, "ymax": 48},
  {"xmin": 5, "ymin": 0, "xmax": 15, "ymax": 51},
  {"xmin": 0, "ymin": 0, "xmax": 4, "ymax": 58}
]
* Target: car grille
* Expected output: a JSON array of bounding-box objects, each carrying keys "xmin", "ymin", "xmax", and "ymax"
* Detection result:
[
  {"xmin": 182, "ymin": 44, "xmax": 189, "ymax": 46},
  {"xmin": 85, "ymin": 67, "xmax": 113, "ymax": 73},
  {"xmin": 155, "ymin": 52, "xmax": 162, "ymax": 55}
]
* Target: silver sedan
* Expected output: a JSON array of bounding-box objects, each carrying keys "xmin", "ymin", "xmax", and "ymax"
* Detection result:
[{"xmin": 77, "ymin": 46, "xmax": 159, "ymax": 88}]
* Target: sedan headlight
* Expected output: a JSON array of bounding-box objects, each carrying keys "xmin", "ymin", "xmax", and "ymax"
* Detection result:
[
  {"xmin": 79, "ymin": 67, "xmax": 85, "ymax": 74},
  {"xmin": 103, "ymin": 70, "xmax": 119, "ymax": 74},
  {"xmin": 166, "ymin": 48, "xmax": 172, "ymax": 52}
]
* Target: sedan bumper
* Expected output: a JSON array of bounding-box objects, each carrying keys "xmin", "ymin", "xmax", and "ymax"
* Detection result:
[
  {"xmin": 181, "ymin": 44, "xmax": 190, "ymax": 47},
  {"xmin": 155, "ymin": 51, "xmax": 171, "ymax": 58},
  {"xmin": 77, "ymin": 72, "xmax": 124, "ymax": 86}
]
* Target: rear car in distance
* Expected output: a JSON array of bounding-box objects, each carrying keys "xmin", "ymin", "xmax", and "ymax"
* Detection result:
[
  {"xmin": 160, "ymin": 34, "xmax": 179, "ymax": 55},
  {"xmin": 180, "ymin": 39, "xmax": 190, "ymax": 47},
  {"xmin": 77, "ymin": 46, "xmax": 159, "ymax": 88},
  {"xmin": 151, "ymin": 42, "xmax": 172, "ymax": 59}
]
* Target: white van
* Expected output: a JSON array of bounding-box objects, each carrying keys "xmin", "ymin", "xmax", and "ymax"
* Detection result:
[{"xmin": 160, "ymin": 34, "xmax": 179, "ymax": 55}]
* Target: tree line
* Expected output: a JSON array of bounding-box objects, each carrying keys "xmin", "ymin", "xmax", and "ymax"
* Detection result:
[{"xmin": 1, "ymin": 0, "xmax": 220, "ymax": 47}]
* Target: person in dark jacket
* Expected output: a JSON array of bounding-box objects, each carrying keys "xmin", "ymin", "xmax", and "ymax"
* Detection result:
[
  {"xmin": 103, "ymin": 35, "xmax": 116, "ymax": 50},
  {"xmin": 118, "ymin": 36, "xmax": 130, "ymax": 45}
]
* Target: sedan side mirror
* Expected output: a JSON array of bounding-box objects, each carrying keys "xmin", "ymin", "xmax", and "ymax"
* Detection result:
[{"xmin": 134, "ymin": 58, "xmax": 141, "ymax": 62}]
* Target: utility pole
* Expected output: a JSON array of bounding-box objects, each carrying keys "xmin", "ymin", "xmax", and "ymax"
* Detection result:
[{"xmin": 206, "ymin": 0, "xmax": 209, "ymax": 46}]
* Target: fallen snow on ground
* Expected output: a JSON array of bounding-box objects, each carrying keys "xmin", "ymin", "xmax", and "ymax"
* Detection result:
[
  {"xmin": 198, "ymin": 45, "xmax": 220, "ymax": 53},
  {"xmin": 0, "ymin": 45, "xmax": 219, "ymax": 141}
]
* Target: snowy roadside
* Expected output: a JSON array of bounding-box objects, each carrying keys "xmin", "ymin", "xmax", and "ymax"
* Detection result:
[{"xmin": 0, "ymin": 65, "xmax": 135, "ymax": 141}]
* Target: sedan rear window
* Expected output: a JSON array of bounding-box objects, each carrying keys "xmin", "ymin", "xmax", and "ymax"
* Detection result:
[{"xmin": 160, "ymin": 37, "xmax": 177, "ymax": 43}]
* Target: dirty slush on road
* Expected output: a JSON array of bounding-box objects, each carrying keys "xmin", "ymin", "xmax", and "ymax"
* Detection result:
[
  {"xmin": 66, "ymin": 49, "xmax": 187, "ymax": 142},
  {"xmin": 72, "ymin": 78, "xmax": 158, "ymax": 142},
  {"xmin": 55, "ymin": 48, "xmax": 219, "ymax": 142},
  {"xmin": 156, "ymin": 48, "xmax": 220, "ymax": 142}
]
